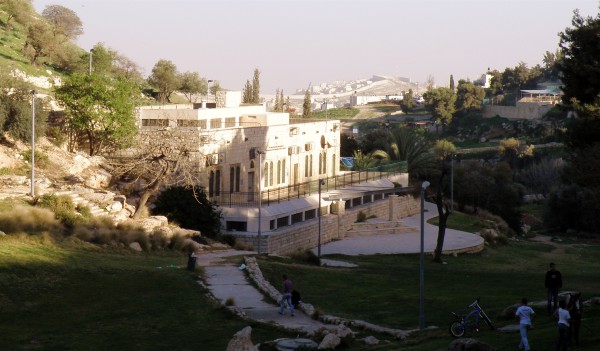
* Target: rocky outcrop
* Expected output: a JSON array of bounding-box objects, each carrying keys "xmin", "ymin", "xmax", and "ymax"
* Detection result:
[
  {"xmin": 225, "ymin": 326, "xmax": 258, "ymax": 351},
  {"xmin": 317, "ymin": 333, "xmax": 340, "ymax": 350},
  {"xmin": 448, "ymin": 338, "xmax": 495, "ymax": 351}
]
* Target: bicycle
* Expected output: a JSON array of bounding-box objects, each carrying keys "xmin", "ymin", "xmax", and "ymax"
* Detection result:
[{"xmin": 449, "ymin": 298, "xmax": 495, "ymax": 337}]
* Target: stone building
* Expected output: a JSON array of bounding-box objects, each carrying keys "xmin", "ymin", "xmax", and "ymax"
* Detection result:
[{"xmin": 137, "ymin": 91, "xmax": 417, "ymax": 254}]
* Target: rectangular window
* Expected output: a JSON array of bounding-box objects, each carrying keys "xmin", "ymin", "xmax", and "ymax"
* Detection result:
[
  {"xmin": 304, "ymin": 209, "xmax": 316, "ymax": 220},
  {"xmin": 141, "ymin": 119, "xmax": 168, "ymax": 127},
  {"xmin": 177, "ymin": 119, "xmax": 200, "ymax": 127},
  {"xmin": 225, "ymin": 117, "xmax": 236, "ymax": 128},
  {"xmin": 291, "ymin": 212, "xmax": 303, "ymax": 224},
  {"xmin": 199, "ymin": 120, "xmax": 207, "ymax": 129},
  {"xmin": 226, "ymin": 221, "xmax": 247, "ymax": 231},
  {"xmin": 210, "ymin": 118, "xmax": 221, "ymax": 129},
  {"xmin": 277, "ymin": 216, "xmax": 289, "ymax": 228}
]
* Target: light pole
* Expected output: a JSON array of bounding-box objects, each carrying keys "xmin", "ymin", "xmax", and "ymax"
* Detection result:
[
  {"xmin": 88, "ymin": 48, "xmax": 94, "ymax": 75},
  {"xmin": 30, "ymin": 90, "xmax": 36, "ymax": 197},
  {"xmin": 317, "ymin": 179, "xmax": 325, "ymax": 258},
  {"xmin": 257, "ymin": 150, "xmax": 264, "ymax": 254},
  {"xmin": 419, "ymin": 180, "xmax": 430, "ymax": 330},
  {"xmin": 450, "ymin": 154, "xmax": 454, "ymax": 212}
]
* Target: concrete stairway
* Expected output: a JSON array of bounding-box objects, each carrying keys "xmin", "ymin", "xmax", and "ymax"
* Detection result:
[
  {"xmin": 52, "ymin": 190, "xmax": 107, "ymax": 217},
  {"xmin": 346, "ymin": 220, "xmax": 417, "ymax": 236}
]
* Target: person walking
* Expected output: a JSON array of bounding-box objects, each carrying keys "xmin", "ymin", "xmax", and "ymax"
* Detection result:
[
  {"xmin": 556, "ymin": 300, "xmax": 571, "ymax": 351},
  {"xmin": 566, "ymin": 291, "xmax": 582, "ymax": 347},
  {"xmin": 279, "ymin": 275, "xmax": 294, "ymax": 317},
  {"xmin": 515, "ymin": 297, "xmax": 535, "ymax": 351},
  {"xmin": 545, "ymin": 262, "xmax": 563, "ymax": 313}
]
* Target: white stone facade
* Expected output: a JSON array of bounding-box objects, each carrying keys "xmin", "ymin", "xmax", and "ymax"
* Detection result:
[{"xmin": 136, "ymin": 91, "xmax": 342, "ymax": 236}]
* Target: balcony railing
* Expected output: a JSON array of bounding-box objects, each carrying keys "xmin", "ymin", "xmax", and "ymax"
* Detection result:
[{"xmin": 209, "ymin": 161, "xmax": 407, "ymax": 207}]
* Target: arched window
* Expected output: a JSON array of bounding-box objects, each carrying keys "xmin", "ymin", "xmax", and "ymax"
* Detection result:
[
  {"xmin": 318, "ymin": 153, "xmax": 322, "ymax": 175},
  {"xmin": 264, "ymin": 162, "xmax": 268, "ymax": 187},
  {"xmin": 304, "ymin": 155, "xmax": 309, "ymax": 177},
  {"xmin": 229, "ymin": 167, "xmax": 235, "ymax": 192},
  {"xmin": 282, "ymin": 159, "xmax": 286, "ymax": 183},
  {"xmin": 250, "ymin": 160, "xmax": 254, "ymax": 168},
  {"xmin": 235, "ymin": 166, "xmax": 240, "ymax": 192},
  {"xmin": 309, "ymin": 154, "xmax": 313, "ymax": 176},
  {"xmin": 209, "ymin": 171, "xmax": 215, "ymax": 197},
  {"xmin": 269, "ymin": 161, "xmax": 274, "ymax": 186},
  {"xmin": 277, "ymin": 160, "xmax": 281, "ymax": 184},
  {"xmin": 331, "ymin": 154, "xmax": 336, "ymax": 176},
  {"xmin": 215, "ymin": 169, "xmax": 221, "ymax": 196}
]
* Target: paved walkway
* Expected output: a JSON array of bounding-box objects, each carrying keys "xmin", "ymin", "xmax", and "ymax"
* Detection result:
[
  {"xmin": 199, "ymin": 202, "xmax": 484, "ymax": 333},
  {"xmin": 316, "ymin": 201, "xmax": 483, "ymax": 256}
]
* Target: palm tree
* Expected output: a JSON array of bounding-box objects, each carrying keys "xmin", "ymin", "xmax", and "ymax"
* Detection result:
[
  {"xmin": 352, "ymin": 150, "xmax": 379, "ymax": 171},
  {"xmin": 372, "ymin": 127, "xmax": 436, "ymax": 180}
]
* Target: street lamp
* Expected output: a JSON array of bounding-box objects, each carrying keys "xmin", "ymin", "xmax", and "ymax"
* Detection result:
[
  {"xmin": 30, "ymin": 90, "xmax": 36, "ymax": 197},
  {"xmin": 450, "ymin": 154, "xmax": 456, "ymax": 212},
  {"xmin": 257, "ymin": 150, "xmax": 264, "ymax": 254},
  {"xmin": 317, "ymin": 179, "xmax": 325, "ymax": 258},
  {"xmin": 419, "ymin": 180, "xmax": 430, "ymax": 330},
  {"xmin": 88, "ymin": 48, "xmax": 94, "ymax": 75}
]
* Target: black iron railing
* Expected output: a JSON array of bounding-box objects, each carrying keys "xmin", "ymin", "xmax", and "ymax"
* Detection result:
[{"xmin": 210, "ymin": 161, "xmax": 407, "ymax": 207}]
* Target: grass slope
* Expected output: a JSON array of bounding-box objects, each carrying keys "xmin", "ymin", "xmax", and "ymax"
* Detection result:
[
  {"xmin": 0, "ymin": 234, "xmax": 291, "ymax": 351},
  {"xmin": 257, "ymin": 239, "xmax": 600, "ymax": 350}
]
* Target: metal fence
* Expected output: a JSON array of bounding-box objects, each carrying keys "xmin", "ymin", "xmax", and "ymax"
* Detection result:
[{"xmin": 210, "ymin": 161, "xmax": 407, "ymax": 207}]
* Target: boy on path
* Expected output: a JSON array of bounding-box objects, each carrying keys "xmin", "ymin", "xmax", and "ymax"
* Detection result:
[
  {"xmin": 515, "ymin": 297, "xmax": 535, "ymax": 351},
  {"xmin": 279, "ymin": 275, "xmax": 294, "ymax": 317}
]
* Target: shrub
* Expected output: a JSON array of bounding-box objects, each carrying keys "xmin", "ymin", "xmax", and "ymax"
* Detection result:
[
  {"xmin": 219, "ymin": 234, "xmax": 237, "ymax": 247},
  {"xmin": 21, "ymin": 149, "xmax": 50, "ymax": 169},
  {"xmin": 37, "ymin": 193, "xmax": 84, "ymax": 227},
  {"xmin": 356, "ymin": 211, "xmax": 367, "ymax": 223},
  {"xmin": 0, "ymin": 205, "xmax": 61, "ymax": 234},
  {"xmin": 289, "ymin": 249, "xmax": 320, "ymax": 266},
  {"xmin": 150, "ymin": 229, "xmax": 170, "ymax": 251},
  {"xmin": 225, "ymin": 298, "xmax": 235, "ymax": 306},
  {"xmin": 153, "ymin": 186, "xmax": 222, "ymax": 238}
]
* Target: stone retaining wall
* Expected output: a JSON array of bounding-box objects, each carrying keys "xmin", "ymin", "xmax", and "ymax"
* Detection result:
[{"xmin": 236, "ymin": 195, "xmax": 419, "ymax": 255}]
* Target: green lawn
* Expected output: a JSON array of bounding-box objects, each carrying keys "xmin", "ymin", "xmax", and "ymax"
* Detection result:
[
  {"xmin": 257, "ymin": 240, "xmax": 600, "ymax": 350},
  {"xmin": 2, "ymin": 226, "xmax": 599, "ymax": 350},
  {"xmin": 312, "ymin": 107, "xmax": 360, "ymax": 120},
  {"xmin": 427, "ymin": 211, "xmax": 486, "ymax": 233},
  {"xmin": 0, "ymin": 234, "xmax": 293, "ymax": 351}
]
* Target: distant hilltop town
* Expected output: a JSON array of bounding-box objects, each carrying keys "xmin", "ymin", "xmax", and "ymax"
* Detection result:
[{"xmin": 294, "ymin": 75, "xmax": 414, "ymax": 96}]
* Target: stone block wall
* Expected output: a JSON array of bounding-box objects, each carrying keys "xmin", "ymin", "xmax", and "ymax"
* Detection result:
[{"xmin": 235, "ymin": 194, "xmax": 419, "ymax": 255}]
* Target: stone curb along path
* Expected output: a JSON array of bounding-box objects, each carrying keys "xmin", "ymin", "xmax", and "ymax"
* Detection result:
[{"xmin": 201, "ymin": 251, "xmax": 413, "ymax": 340}]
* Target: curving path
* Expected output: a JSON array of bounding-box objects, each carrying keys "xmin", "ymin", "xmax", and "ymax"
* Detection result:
[{"xmin": 199, "ymin": 203, "xmax": 484, "ymax": 333}]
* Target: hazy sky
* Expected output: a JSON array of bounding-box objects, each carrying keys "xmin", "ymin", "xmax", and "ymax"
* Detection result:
[{"xmin": 33, "ymin": 0, "xmax": 599, "ymax": 94}]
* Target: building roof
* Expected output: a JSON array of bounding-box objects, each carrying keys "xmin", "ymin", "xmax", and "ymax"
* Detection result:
[{"xmin": 520, "ymin": 89, "xmax": 560, "ymax": 95}]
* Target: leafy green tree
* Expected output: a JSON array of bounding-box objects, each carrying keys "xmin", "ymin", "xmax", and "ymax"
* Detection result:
[
  {"xmin": 273, "ymin": 88, "xmax": 281, "ymax": 111},
  {"xmin": 352, "ymin": 150, "xmax": 378, "ymax": 171},
  {"xmin": 541, "ymin": 49, "xmax": 562, "ymax": 81},
  {"xmin": 400, "ymin": 89, "xmax": 415, "ymax": 112},
  {"xmin": 501, "ymin": 62, "xmax": 541, "ymax": 91},
  {"xmin": 0, "ymin": 73, "xmax": 47, "ymax": 142},
  {"xmin": 449, "ymin": 75, "xmax": 455, "ymax": 91},
  {"xmin": 42, "ymin": 4, "xmax": 83, "ymax": 40},
  {"xmin": 209, "ymin": 80, "xmax": 221, "ymax": 95},
  {"xmin": 559, "ymin": 10, "xmax": 600, "ymax": 106},
  {"xmin": 455, "ymin": 80, "xmax": 485, "ymax": 112},
  {"xmin": 251, "ymin": 68, "xmax": 260, "ymax": 103},
  {"xmin": 153, "ymin": 186, "xmax": 222, "ymax": 238},
  {"xmin": 148, "ymin": 59, "xmax": 180, "ymax": 104},
  {"xmin": 242, "ymin": 80, "xmax": 252, "ymax": 103},
  {"xmin": 54, "ymin": 73, "xmax": 139, "ymax": 155},
  {"xmin": 423, "ymin": 87, "xmax": 456, "ymax": 130},
  {"xmin": 179, "ymin": 72, "xmax": 206, "ymax": 103},
  {"xmin": 23, "ymin": 22, "xmax": 55, "ymax": 65},
  {"xmin": 372, "ymin": 127, "xmax": 436, "ymax": 179},
  {"xmin": 302, "ymin": 89, "xmax": 311, "ymax": 118},
  {"xmin": 2, "ymin": 0, "xmax": 33, "ymax": 29},
  {"xmin": 433, "ymin": 139, "xmax": 456, "ymax": 160},
  {"xmin": 279, "ymin": 89, "xmax": 285, "ymax": 112},
  {"xmin": 486, "ymin": 69, "xmax": 504, "ymax": 96},
  {"xmin": 340, "ymin": 133, "xmax": 359, "ymax": 157},
  {"xmin": 285, "ymin": 96, "xmax": 291, "ymax": 113}
]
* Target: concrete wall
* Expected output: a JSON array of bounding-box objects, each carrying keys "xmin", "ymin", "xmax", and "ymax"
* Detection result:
[
  {"xmin": 235, "ymin": 194, "xmax": 419, "ymax": 254},
  {"xmin": 482, "ymin": 102, "xmax": 554, "ymax": 120}
]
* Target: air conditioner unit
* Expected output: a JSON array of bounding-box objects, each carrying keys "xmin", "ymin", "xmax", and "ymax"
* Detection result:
[{"xmin": 210, "ymin": 154, "xmax": 219, "ymax": 165}]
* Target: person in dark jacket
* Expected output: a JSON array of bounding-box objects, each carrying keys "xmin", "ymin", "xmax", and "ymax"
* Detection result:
[{"xmin": 545, "ymin": 262, "xmax": 563, "ymax": 313}]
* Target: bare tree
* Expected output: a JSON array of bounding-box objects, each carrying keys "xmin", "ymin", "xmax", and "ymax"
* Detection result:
[
  {"xmin": 110, "ymin": 129, "xmax": 212, "ymax": 219},
  {"xmin": 42, "ymin": 4, "xmax": 83, "ymax": 40}
]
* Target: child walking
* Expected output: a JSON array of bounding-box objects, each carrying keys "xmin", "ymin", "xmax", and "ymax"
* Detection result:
[{"xmin": 515, "ymin": 297, "xmax": 535, "ymax": 351}]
